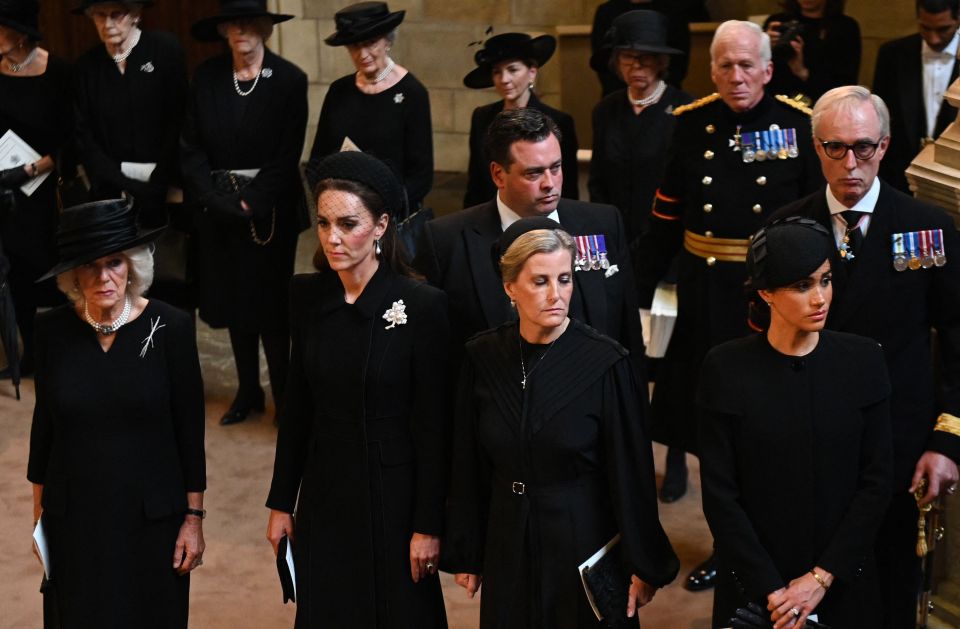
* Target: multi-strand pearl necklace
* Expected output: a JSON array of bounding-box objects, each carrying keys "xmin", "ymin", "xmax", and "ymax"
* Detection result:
[
  {"xmin": 84, "ymin": 296, "xmax": 132, "ymax": 335},
  {"xmin": 8, "ymin": 47, "xmax": 39, "ymax": 73},
  {"xmin": 628, "ymin": 79, "xmax": 666, "ymax": 107},
  {"xmin": 358, "ymin": 57, "xmax": 395, "ymax": 85},
  {"xmin": 112, "ymin": 28, "xmax": 141, "ymax": 64}
]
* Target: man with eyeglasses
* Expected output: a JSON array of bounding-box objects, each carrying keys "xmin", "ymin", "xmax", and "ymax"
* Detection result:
[
  {"xmin": 771, "ymin": 85, "xmax": 960, "ymax": 628},
  {"xmin": 634, "ymin": 19, "xmax": 822, "ymax": 591},
  {"xmin": 874, "ymin": 0, "xmax": 960, "ymax": 193}
]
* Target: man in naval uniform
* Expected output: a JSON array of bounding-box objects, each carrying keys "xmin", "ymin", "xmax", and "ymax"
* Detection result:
[
  {"xmin": 635, "ymin": 19, "xmax": 822, "ymax": 589},
  {"xmin": 771, "ymin": 86, "xmax": 960, "ymax": 628},
  {"xmin": 414, "ymin": 107, "xmax": 645, "ymax": 369}
]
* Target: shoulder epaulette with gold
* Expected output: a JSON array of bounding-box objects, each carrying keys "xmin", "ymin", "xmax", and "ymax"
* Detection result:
[
  {"xmin": 673, "ymin": 93, "xmax": 721, "ymax": 117},
  {"xmin": 775, "ymin": 94, "xmax": 813, "ymax": 116}
]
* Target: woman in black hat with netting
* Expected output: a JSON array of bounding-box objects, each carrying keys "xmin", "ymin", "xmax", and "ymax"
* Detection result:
[
  {"xmin": 461, "ymin": 32, "xmax": 579, "ymax": 208},
  {"xmin": 266, "ymin": 151, "xmax": 449, "ymax": 628},
  {"xmin": 307, "ymin": 1, "xmax": 433, "ymax": 213},
  {"xmin": 698, "ymin": 217, "xmax": 892, "ymax": 628},
  {"xmin": 0, "ymin": 0, "xmax": 72, "ymax": 375},
  {"xmin": 181, "ymin": 0, "xmax": 308, "ymax": 426},
  {"xmin": 27, "ymin": 198, "xmax": 206, "ymax": 627}
]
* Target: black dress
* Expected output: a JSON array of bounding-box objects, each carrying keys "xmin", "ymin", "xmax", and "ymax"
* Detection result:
[
  {"xmin": 74, "ymin": 30, "xmax": 187, "ymax": 227},
  {"xmin": 444, "ymin": 320, "xmax": 678, "ymax": 629},
  {"xmin": 698, "ymin": 331, "xmax": 892, "ymax": 628},
  {"xmin": 588, "ymin": 85, "xmax": 691, "ymax": 248},
  {"xmin": 762, "ymin": 12, "xmax": 861, "ymax": 104},
  {"xmin": 0, "ymin": 55, "xmax": 72, "ymax": 362},
  {"xmin": 463, "ymin": 93, "xmax": 580, "ymax": 208},
  {"xmin": 180, "ymin": 49, "xmax": 307, "ymax": 332},
  {"xmin": 308, "ymin": 73, "xmax": 433, "ymax": 210},
  {"xmin": 27, "ymin": 300, "xmax": 206, "ymax": 628},
  {"xmin": 266, "ymin": 266, "xmax": 449, "ymax": 628}
]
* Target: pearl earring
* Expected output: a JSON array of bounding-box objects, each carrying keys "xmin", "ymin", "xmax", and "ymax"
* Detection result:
[{"xmin": 375, "ymin": 238, "xmax": 382, "ymax": 256}]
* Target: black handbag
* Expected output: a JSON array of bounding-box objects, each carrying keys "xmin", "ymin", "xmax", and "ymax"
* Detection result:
[
  {"xmin": 211, "ymin": 170, "xmax": 276, "ymax": 245},
  {"xmin": 581, "ymin": 536, "xmax": 634, "ymax": 628}
]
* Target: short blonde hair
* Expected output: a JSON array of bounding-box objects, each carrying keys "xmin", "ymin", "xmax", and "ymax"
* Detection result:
[
  {"xmin": 500, "ymin": 229, "xmax": 576, "ymax": 283},
  {"xmin": 56, "ymin": 245, "xmax": 155, "ymax": 304},
  {"xmin": 812, "ymin": 85, "xmax": 891, "ymax": 138}
]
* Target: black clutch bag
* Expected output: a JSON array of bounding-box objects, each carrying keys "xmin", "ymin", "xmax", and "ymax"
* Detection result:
[{"xmin": 580, "ymin": 535, "xmax": 634, "ymax": 628}]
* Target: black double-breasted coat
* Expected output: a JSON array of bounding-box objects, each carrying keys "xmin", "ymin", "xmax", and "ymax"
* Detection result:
[
  {"xmin": 463, "ymin": 94, "xmax": 580, "ymax": 208},
  {"xmin": 180, "ymin": 49, "xmax": 307, "ymax": 331},
  {"xmin": 635, "ymin": 94, "xmax": 823, "ymax": 453},
  {"xmin": 698, "ymin": 331, "xmax": 892, "ymax": 628},
  {"xmin": 444, "ymin": 320, "xmax": 678, "ymax": 628},
  {"xmin": 266, "ymin": 267, "xmax": 449, "ymax": 628}
]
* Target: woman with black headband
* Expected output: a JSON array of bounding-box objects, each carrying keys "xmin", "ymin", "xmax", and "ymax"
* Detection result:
[{"xmin": 698, "ymin": 217, "xmax": 892, "ymax": 628}]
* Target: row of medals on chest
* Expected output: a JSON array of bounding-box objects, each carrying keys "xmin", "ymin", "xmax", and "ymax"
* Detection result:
[
  {"xmin": 705, "ymin": 123, "xmax": 801, "ymax": 163},
  {"xmin": 889, "ymin": 229, "xmax": 947, "ymax": 272}
]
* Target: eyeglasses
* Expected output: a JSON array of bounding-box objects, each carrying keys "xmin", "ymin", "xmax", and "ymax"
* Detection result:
[
  {"xmin": 618, "ymin": 53, "xmax": 659, "ymax": 69},
  {"xmin": 818, "ymin": 138, "xmax": 884, "ymax": 160}
]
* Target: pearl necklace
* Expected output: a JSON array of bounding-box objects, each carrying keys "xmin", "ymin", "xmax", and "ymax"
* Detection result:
[
  {"xmin": 111, "ymin": 28, "xmax": 141, "ymax": 64},
  {"xmin": 8, "ymin": 47, "xmax": 38, "ymax": 73},
  {"xmin": 628, "ymin": 79, "xmax": 666, "ymax": 107},
  {"xmin": 233, "ymin": 67, "xmax": 262, "ymax": 96},
  {"xmin": 358, "ymin": 58, "xmax": 395, "ymax": 85},
  {"xmin": 84, "ymin": 296, "xmax": 132, "ymax": 335}
]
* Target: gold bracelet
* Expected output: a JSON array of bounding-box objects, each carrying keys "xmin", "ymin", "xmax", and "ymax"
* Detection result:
[{"xmin": 810, "ymin": 569, "xmax": 829, "ymax": 589}]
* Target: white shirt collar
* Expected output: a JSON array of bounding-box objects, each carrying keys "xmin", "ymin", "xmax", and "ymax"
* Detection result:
[
  {"xmin": 825, "ymin": 177, "xmax": 881, "ymax": 216},
  {"xmin": 496, "ymin": 192, "xmax": 561, "ymax": 231},
  {"xmin": 922, "ymin": 32, "xmax": 959, "ymax": 59}
]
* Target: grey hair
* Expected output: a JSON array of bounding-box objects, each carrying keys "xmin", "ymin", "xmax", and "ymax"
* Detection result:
[
  {"xmin": 710, "ymin": 20, "xmax": 772, "ymax": 65},
  {"xmin": 811, "ymin": 85, "xmax": 891, "ymax": 138},
  {"xmin": 384, "ymin": 29, "xmax": 398, "ymax": 45},
  {"xmin": 500, "ymin": 229, "xmax": 576, "ymax": 283},
  {"xmin": 56, "ymin": 245, "xmax": 155, "ymax": 304},
  {"xmin": 216, "ymin": 16, "xmax": 275, "ymax": 41},
  {"xmin": 85, "ymin": 2, "xmax": 145, "ymax": 19}
]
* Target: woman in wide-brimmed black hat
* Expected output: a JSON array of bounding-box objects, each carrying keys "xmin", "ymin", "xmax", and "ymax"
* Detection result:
[
  {"xmin": 0, "ymin": 0, "xmax": 73, "ymax": 374},
  {"xmin": 588, "ymin": 9, "xmax": 692, "ymax": 505},
  {"xmin": 27, "ymin": 198, "xmax": 206, "ymax": 627},
  {"xmin": 306, "ymin": 1, "xmax": 434, "ymax": 213},
  {"xmin": 461, "ymin": 32, "xmax": 581, "ymax": 208},
  {"xmin": 181, "ymin": 0, "xmax": 307, "ymax": 426}
]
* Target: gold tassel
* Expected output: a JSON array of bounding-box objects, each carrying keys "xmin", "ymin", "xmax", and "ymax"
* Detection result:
[{"xmin": 915, "ymin": 478, "xmax": 931, "ymax": 557}]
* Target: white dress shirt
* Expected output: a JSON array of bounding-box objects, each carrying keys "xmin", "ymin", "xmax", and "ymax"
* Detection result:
[
  {"xmin": 496, "ymin": 192, "xmax": 560, "ymax": 231},
  {"xmin": 922, "ymin": 32, "xmax": 959, "ymax": 139},
  {"xmin": 826, "ymin": 178, "xmax": 881, "ymax": 246}
]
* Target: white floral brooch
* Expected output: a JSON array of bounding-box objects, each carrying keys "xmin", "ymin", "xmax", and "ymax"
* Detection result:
[
  {"xmin": 262, "ymin": 68, "xmax": 273, "ymax": 78},
  {"xmin": 139, "ymin": 316, "xmax": 166, "ymax": 358},
  {"xmin": 140, "ymin": 62, "xmax": 154, "ymax": 73},
  {"xmin": 393, "ymin": 93, "xmax": 405, "ymax": 104},
  {"xmin": 382, "ymin": 300, "xmax": 407, "ymax": 329}
]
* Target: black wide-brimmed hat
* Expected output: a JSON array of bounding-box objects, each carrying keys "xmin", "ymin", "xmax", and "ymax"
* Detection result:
[
  {"xmin": 71, "ymin": 0, "xmax": 154, "ymax": 17},
  {"xmin": 590, "ymin": 10, "xmax": 681, "ymax": 71},
  {"xmin": 463, "ymin": 32, "xmax": 556, "ymax": 89},
  {"xmin": 746, "ymin": 216, "xmax": 833, "ymax": 291},
  {"xmin": 325, "ymin": 1, "xmax": 405, "ymax": 47},
  {"xmin": 312, "ymin": 151, "xmax": 406, "ymax": 216},
  {"xmin": 0, "ymin": 0, "xmax": 42, "ymax": 40},
  {"xmin": 38, "ymin": 198, "xmax": 164, "ymax": 281},
  {"xmin": 191, "ymin": 0, "xmax": 293, "ymax": 42}
]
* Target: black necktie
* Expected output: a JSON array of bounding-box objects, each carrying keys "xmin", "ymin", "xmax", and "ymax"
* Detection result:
[{"xmin": 840, "ymin": 210, "xmax": 865, "ymax": 261}]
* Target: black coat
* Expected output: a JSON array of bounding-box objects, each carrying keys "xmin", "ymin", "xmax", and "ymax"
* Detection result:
[
  {"xmin": 873, "ymin": 34, "xmax": 959, "ymax": 194},
  {"xmin": 74, "ymin": 31, "xmax": 187, "ymax": 226},
  {"xmin": 699, "ymin": 331, "xmax": 891, "ymax": 628},
  {"xmin": 267, "ymin": 267, "xmax": 449, "ymax": 628},
  {"xmin": 635, "ymin": 94, "xmax": 823, "ymax": 453},
  {"xmin": 771, "ymin": 183, "xmax": 960, "ymax": 482},
  {"xmin": 413, "ymin": 199, "xmax": 645, "ymax": 367},
  {"xmin": 180, "ymin": 49, "xmax": 307, "ymax": 331},
  {"xmin": 463, "ymin": 94, "xmax": 580, "ymax": 208},
  {"xmin": 444, "ymin": 320, "xmax": 678, "ymax": 628},
  {"xmin": 27, "ymin": 300, "xmax": 206, "ymax": 627}
]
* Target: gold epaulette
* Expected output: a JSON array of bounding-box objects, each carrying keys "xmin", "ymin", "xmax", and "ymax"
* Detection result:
[
  {"xmin": 673, "ymin": 93, "xmax": 721, "ymax": 116},
  {"xmin": 775, "ymin": 94, "xmax": 813, "ymax": 116}
]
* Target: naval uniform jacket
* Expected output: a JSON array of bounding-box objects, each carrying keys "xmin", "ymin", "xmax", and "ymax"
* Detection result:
[
  {"xmin": 266, "ymin": 266, "xmax": 449, "ymax": 628},
  {"xmin": 635, "ymin": 93, "xmax": 822, "ymax": 453},
  {"xmin": 413, "ymin": 198, "xmax": 645, "ymax": 367},
  {"xmin": 873, "ymin": 33, "xmax": 959, "ymax": 194},
  {"xmin": 463, "ymin": 94, "xmax": 580, "ymax": 208},
  {"xmin": 444, "ymin": 319, "xmax": 678, "ymax": 628},
  {"xmin": 771, "ymin": 183, "xmax": 960, "ymax": 483}
]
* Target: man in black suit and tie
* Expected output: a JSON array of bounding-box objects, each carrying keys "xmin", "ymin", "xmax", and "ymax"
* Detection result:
[
  {"xmin": 771, "ymin": 86, "xmax": 960, "ymax": 628},
  {"xmin": 874, "ymin": 0, "xmax": 960, "ymax": 193},
  {"xmin": 414, "ymin": 108, "xmax": 644, "ymax": 366}
]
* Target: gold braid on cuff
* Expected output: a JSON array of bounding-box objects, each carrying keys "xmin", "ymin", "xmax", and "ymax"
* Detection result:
[{"xmin": 935, "ymin": 413, "xmax": 960, "ymax": 438}]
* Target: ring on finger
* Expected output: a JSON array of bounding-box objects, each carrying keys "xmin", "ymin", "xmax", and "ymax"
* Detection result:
[
  {"xmin": 789, "ymin": 607, "xmax": 800, "ymax": 617},
  {"xmin": 426, "ymin": 562, "xmax": 435, "ymax": 571}
]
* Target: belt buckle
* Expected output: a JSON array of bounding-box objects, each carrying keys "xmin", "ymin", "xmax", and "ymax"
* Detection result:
[{"xmin": 512, "ymin": 481, "xmax": 525, "ymax": 495}]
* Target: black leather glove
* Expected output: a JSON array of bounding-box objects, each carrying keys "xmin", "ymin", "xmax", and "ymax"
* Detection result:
[
  {"xmin": 0, "ymin": 165, "xmax": 30, "ymax": 188},
  {"xmin": 730, "ymin": 603, "xmax": 773, "ymax": 628},
  {"xmin": 203, "ymin": 191, "xmax": 248, "ymax": 224}
]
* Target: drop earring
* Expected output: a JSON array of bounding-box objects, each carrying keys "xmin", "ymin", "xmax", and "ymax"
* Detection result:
[{"xmin": 375, "ymin": 238, "xmax": 382, "ymax": 256}]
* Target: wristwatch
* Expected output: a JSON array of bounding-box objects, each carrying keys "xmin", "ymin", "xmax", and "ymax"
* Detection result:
[{"xmin": 185, "ymin": 508, "xmax": 206, "ymax": 519}]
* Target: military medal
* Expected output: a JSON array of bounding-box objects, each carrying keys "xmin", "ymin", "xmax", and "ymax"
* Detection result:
[
  {"xmin": 775, "ymin": 129, "xmax": 789, "ymax": 159},
  {"xmin": 934, "ymin": 228, "xmax": 947, "ymax": 266},
  {"xmin": 729, "ymin": 125, "xmax": 742, "ymax": 152},
  {"xmin": 756, "ymin": 130, "xmax": 770, "ymax": 161},
  {"xmin": 891, "ymin": 233, "xmax": 907, "ymax": 271},
  {"xmin": 785, "ymin": 128, "xmax": 799, "ymax": 158},
  {"xmin": 907, "ymin": 231, "xmax": 922, "ymax": 270},
  {"xmin": 920, "ymin": 230, "xmax": 935, "ymax": 268},
  {"xmin": 574, "ymin": 235, "xmax": 589, "ymax": 271},
  {"xmin": 593, "ymin": 234, "xmax": 611, "ymax": 269},
  {"xmin": 741, "ymin": 132, "xmax": 756, "ymax": 163}
]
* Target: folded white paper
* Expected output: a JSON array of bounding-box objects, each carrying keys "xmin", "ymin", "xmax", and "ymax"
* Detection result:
[
  {"xmin": 33, "ymin": 518, "xmax": 51, "ymax": 578},
  {"xmin": 647, "ymin": 281, "xmax": 678, "ymax": 359},
  {"xmin": 230, "ymin": 169, "xmax": 261, "ymax": 178},
  {"xmin": 120, "ymin": 161, "xmax": 157, "ymax": 183},
  {"xmin": 340, "ymin": 136, "xmax": 361, "ymax": 152},
  {"xmin": 0, "ymin": 129, "xmax": 49, "ymax": 197},
  {"xmin": 285, "ymin": 536, "xmax": 296, "ymax": 591},
  {"xmin": 578, "ymin": 533, "xmax": 620, "ymax": 621}
]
